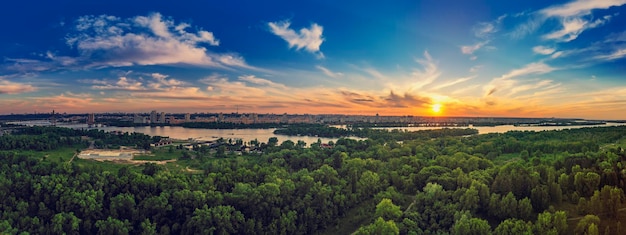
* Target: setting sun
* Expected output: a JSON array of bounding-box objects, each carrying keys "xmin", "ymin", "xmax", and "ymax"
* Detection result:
[{"xmin": 431, "ymin": 103, "xmax": 442, "ymax": 114}]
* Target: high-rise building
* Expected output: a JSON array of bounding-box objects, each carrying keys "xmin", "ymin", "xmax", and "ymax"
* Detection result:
[
  {"xmin": 87, "ymin": 113, "xmax": 95, "ymax": 126},
  {"xmin": 50, "ymin": 110, "xmax": 57, "ymax": 126},
  {"xmin": 150, "ymin": 110, "xmax": 157, "ymax": 123},
  {"xmin": 159, "ymin": 112, "xmax": 166, "ymax": 123},
  {"xmin": 185, "ymin": 113, "xmax": 191, "ymax": 121}
]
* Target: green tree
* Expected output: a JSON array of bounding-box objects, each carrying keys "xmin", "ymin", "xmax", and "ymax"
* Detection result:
[
  {"xmin": 375, "ymin": 198, "xmax": 402, "ymax": 221},
  {"xmin": 95, "ymin": 217, "xmax": 132, "ymax": 235},
  {"xmin": 494, "ymin": 219, "xmax": 532, "ymax": 235},
  {"xmin": 52, "ymin": 212, "xmax": 81, "ymax": 235},
  {"xmin": 355, "ymin": 217, "xmax": 400, "ymax": 235},
  {"xmin": 575, "ymin": 215, "xmax": 600, "ymax": 235},
  {"xmin": 452, "ymin": 212, "xmax": 492, "ymax": 235}
]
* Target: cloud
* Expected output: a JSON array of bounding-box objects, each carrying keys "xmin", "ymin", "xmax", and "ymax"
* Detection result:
[
  {"xmin": 533, "ymin": 46, "xmax": 556, "ymax": 55},
  {"xmin": 0, "ymin": 79, "xmax": 37, "ymax": 94},
  {"xmin": 238, "ymin": 75, "xmax": 287, "ymax": 89},
  {"xmin": 431, "ymin": 76, "xmax": 475, "ymax": 90},
  {"xmin": 469, "ymin": 65, "xmax": 482, "ymax": 73},
  {"xmin": 408, "ymin": 51, "xmax": 440, "ymax": 90},
  {"xmin": 484, "ymin": 62, "xmax": 557, "ymax": 96},
  {"xmin": 605, "ymin": 30, "xmax": 626, "ymax": 42},
  {"xmin": 381, "ymin": 91, "xmax": 431, "ymax": 108},
  {"xmin": 87, "ymin": 72, "xmax": 187, "ymax": 91},
  {"xmin": 316, "ymin": 65, "xmax": 344, "ymax": 78},
  {"xmin": 90, "ymin": 77, "xmax": 146, "ymax": 91},
  {"xmin": 65, "ymin": 13, "xmax": 249, "ymax": 68},
  {"xmin": 268, "ymin": 20, "xmax": 325, "ymax": 58},
  {"xmin": 594, "ymin": 48, "xmax": 626, "ymax": 60},
  {"xmin": 540, "ymin": 0, "xmax": 624, "ymax": 42},
  {"xmin": 497, "ymin": 62, "xmax": 556, "ymax": 80},
  {"xmin": 473, "ymin": 14, "xmax": 506, "ymax": 38},
  {"xmin": 541, "ymin": 0, "xmax": 626, "ymax": 17},
  {"xmin": 461, "ymin": 41, "xmax": 489, "ymax": 55}
]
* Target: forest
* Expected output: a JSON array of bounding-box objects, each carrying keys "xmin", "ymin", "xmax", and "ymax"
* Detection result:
[{"xmin": 1, "ymin": 125, "xmax": 626, "ymax": 234}]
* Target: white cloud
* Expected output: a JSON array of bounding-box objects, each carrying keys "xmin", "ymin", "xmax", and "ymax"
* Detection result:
[
  {"xmin": 268, "ymin": 20, "xmax": 325, "ymax": 58},
  {"xmin": 541, "ymin": 0, "xmax": 626, "ymax": 17},
  {"xmin": 89, "ymin": 73, "xmax": 186, "ymax": 91},
  {"xmin": 533, "ymin": 46, "xmax": 556, "ymax": 55},
  {"xmin": 540, "ymin": 0, "xmax": 624, "ymax": 42},
  {"xmin": 91, "ymin": 77, "xmax": 146, "ymax": 91},
  {"xmin": 484, "ymin": 62, "xmax": 557, "ymax": 96},
  {"xmin": 498, "ymin": 62, "xmax": 556, "ymax": 80},
  {"xmin": 461, "ymin": 41, "xmax": 489, "ymax": 55},
  {"xmin": 66, "ymin": 13, "xmax": 247, "ymax": 68},
  {"xmin": 316, "ymin": 65, "xmax": 344, "ymax": 78}
]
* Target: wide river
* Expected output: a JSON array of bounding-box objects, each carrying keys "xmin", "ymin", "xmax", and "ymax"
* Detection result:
[{"xmin": 35, "ymin": 122, "xmax": 625, "ymax": 145}]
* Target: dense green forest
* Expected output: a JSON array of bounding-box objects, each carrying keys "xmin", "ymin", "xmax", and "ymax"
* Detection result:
[
  {"xmin": 273, "ymin": 124, "xmax": 478, "ymax": 140},
  {"xmin": 1, "ymin": 126, "xmax": 626, "ymax": 234}
]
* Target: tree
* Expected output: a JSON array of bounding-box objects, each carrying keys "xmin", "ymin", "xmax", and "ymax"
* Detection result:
[
  {"xmin": 494, "ymin": 219, "xmax": 532, "ymax": 235},
  {"xmin": 460, "ymin": 186, "xmax": 480, "ymax": 214},
  {"xmin": 140, "ymin": 219, "xmax": 157, "ymax": 235},
  {"xmin": 575, "ymin": 215, "xmax": 600, "ymax": 235},
  {"xmin": 574, "ymin": 172, "xmax": 600, "ymax": 197},
  {"xmin": 268, "ymin": 137, "xmax": 279, "ymax": 147},
  {"xmin": 375, "ymin": 198, "xmax": 402, "ymax": 221},
  {"xmin": 52, "ymin": 212, "xmax": 81, "ymax": 235},
  {"xmin": 452, "ymin": 212, "xmax": 491, "ymax": 235},
  {"xmin": 354, "ymin": 217, "xmax": 399, "ymax": 235},
  {"xmin": 95, "ymin": 217, "xmax": 132, "ymax": 235},
  {"xmin": 535, "ymin": 211, "xmax": 567, "ymax": 235}
]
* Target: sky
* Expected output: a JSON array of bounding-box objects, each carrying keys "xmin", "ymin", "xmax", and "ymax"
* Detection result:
[{"xmin": 1, "ymin": 0, "xmax": 625, "ymax": 119}]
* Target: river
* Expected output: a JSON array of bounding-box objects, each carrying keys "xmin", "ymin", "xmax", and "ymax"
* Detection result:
[{"xmin": 8, "ymin": 121, "xmax": 626, "ymax": 145}]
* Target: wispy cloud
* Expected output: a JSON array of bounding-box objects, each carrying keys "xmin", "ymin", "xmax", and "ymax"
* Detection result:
[
  {"xmin": 431, "ymin": 76, "xmax": 475, "ymax": 90},
  {"xmin": 316, "ymin": 65, "xmax": 344, "ymax": 78},
  {"xmin": 533, "ymin": 45, "xmax": 556, "ymax": 55},
  {"xmin": 462, "ymin": 15, "xmax": 505, "ymax": 59},
  {"xmin": 461, "ymin": 41, "xmax": 489, "ymax": 59},
  {"xmin": 268, "ymin": 20, "xmax": 325, "ymax": 58},
  {"xmin": 484, "ymin": 62, "xmax": 557, "ymax": 97},
  {"xmin": 0, "ymin": 79, "xmax": 37, "ymax": 94},
  {"xmin": 406, "ymin": 51, "xmax": 440, "ymax": 92},
  {"xmin": 594, "ymin": 48, "xmax": 626, "ymax": 61},
  {"xmin": 497, "ymin": 62, "xmax": 556, "ymax": 80}
]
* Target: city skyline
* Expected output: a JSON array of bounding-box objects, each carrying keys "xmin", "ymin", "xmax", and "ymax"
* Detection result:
[{"xmin": 1, "ymin": 0, "xmax": 626, "ymax": 119}]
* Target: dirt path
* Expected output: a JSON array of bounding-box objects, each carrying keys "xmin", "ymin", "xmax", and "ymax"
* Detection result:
[
  {"xmin": 91, "ymin": 158, "xmax": 177, "ymax": 165},
  {"xmin": 185, "ymin": 166, "xmax": 202, "ymax": 173},
  {"xmin": 68, "ymin": 152, "xmax": 77, "ymax": 163}
]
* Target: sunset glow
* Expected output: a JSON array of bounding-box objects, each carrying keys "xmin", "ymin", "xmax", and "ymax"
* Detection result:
[
  {"xmin": 431, "ymin": 104, "xmax": 442, "ymax": 115},
  {"xmin": 1, "ymin": 0, "xmax": 625, "ymax": 119}
]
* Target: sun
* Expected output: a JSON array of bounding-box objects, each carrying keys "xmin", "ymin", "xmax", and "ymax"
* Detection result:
[{"xmin": 431, "ymin": 103, "xmax": 442, "ymax": 114}]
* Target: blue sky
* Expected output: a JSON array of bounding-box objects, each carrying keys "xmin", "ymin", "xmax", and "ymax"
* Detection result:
[{"xmin": 1, "ymin": 0, "xmax": 625, "ymax": 119}]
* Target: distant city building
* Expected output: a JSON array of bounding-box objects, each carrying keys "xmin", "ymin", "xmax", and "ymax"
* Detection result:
[
  {"xmin": 50, "ymin": 110, "xmax": 57, "ymax": 126},
  {"xmin": 185, "ymin": 113, "xmax": 191, "ymax": 121},
  {"xmin": 150, "ymin": 110, "xmax": 157, "ymax": 124},
  {"xmin": 87, "ymin": 113, "xmax": 95, "ymax": 126},
  {"xmin": 158, "ymin": 112, "xmax": 166, "ymax": 123},
  {"xmin": 133, "ymin": 114, "xmax": 147, "ymax": 124}
]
